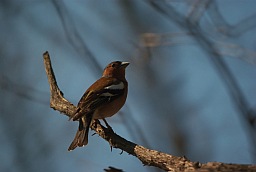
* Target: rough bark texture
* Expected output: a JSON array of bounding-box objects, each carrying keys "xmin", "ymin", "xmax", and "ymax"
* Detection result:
[{"xmin": 43, "ymin": 51, "xmax": 256, "ymax": 171}]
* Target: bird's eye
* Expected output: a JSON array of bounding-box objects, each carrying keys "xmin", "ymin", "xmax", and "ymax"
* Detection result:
[{"xmin": 111, "ymin": 63, "xmax": 116, "ymax": 67}]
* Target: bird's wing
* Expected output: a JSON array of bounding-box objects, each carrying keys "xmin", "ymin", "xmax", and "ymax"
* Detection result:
[{"xmin": 71, "ymin": 77, "xmax": 125, "ymax": 121}]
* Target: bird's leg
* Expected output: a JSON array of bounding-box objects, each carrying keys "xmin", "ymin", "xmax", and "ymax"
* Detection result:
[{"xmin": 103, "ymin": 118, "xmax": 113, "ymax": 131}]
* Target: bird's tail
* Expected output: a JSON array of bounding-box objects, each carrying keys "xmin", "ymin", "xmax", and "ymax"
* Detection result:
[{"xmin": 68, "ymin": 115, "xmax": 92, "ymax": 151}]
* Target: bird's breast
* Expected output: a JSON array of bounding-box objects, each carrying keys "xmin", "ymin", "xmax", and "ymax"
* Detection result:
[{"xmin": 93, "ymin": 91, "xmax": 127, "ymax": 119}]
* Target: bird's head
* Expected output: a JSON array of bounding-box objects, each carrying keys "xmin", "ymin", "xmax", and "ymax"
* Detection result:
[{"xmin": 102, "ymin": 61, "xmax": 129, "ymax": 80}]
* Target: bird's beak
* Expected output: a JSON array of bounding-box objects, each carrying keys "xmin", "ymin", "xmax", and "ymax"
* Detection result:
[{"xmin": 121, "ymin": 62, "xmax": 130, "ymax": 68}]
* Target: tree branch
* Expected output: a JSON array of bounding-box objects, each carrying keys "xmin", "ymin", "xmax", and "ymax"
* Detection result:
[{"xmin": 43, "ymin": 51, "xmax": 256, "ymax": 171}]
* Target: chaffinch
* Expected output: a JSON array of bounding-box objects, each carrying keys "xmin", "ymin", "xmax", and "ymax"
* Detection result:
[{"xmin": 68, "ymin": 61, "xmax": 129, "ymax": 151}]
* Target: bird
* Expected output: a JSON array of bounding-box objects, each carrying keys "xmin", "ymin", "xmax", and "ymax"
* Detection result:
[{"xmin": 68, "ymin": 61, "xmax": 129, "ymax": 151}]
